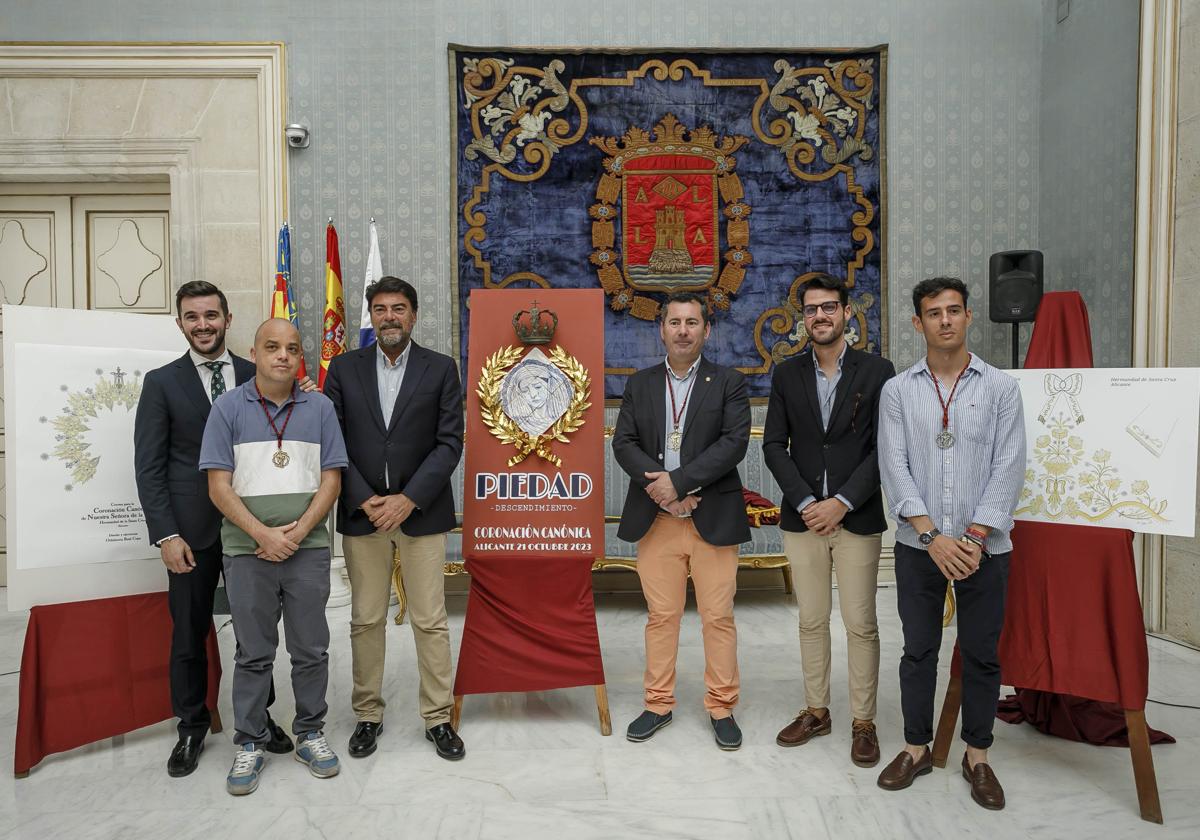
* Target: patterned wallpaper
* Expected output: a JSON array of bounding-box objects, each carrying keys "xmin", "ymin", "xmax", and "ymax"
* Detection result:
[
  {"xmin": 1038, "ymin": 0, "xmax": 1139, "ymax": 367},
  {"xmin": 8, "ymin": 0, "xmax": 1059, "ymax": 373}
]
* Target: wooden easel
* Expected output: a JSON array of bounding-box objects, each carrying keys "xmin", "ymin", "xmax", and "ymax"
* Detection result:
[
  {"xmin": 451, "ymin": 685, "xmax": 612, "ymax": 735},
  {"xmin": 931, "ymin": 661, "xmax": 1163, "ymax": 823}
]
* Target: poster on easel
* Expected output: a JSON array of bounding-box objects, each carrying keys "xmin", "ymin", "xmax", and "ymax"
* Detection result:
[
  {"xmin": 454, "ymin": 289, "xmax": 608, "ymax": 727},
  {"xmin": 1010, "ymin": 367, "xmax": 1200, "ymax": 537},
  {"xmin": 4, "ymin": 305, "xmax": 185, "ymax": 610}
]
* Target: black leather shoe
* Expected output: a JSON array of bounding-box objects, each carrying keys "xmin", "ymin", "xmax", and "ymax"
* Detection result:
[
  {"xmin": 425, "ymin": 723, "xmax": 465, "ymax": 761},
  {"xmin": 711, "ymin": 715, "xmax": 743, "ymax": 751},
  {"xmin": 348, "ymin": 721, "xmax": 383, "ymax": 758},
  {"xmin": 626, "ymin": 710, "xmax": 673, "ymax": 742},
  {"xmin": 167, "ymin": 734, "xmax": 204, "ymax": 778},
  {"xmin": 264, "ymin": 715, "xmax": 293, "ymax": 754}
]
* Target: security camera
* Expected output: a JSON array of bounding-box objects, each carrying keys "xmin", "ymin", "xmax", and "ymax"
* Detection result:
[{"xmin": 284, "ymin": 123, "xmax": 310, "ymax": 149}]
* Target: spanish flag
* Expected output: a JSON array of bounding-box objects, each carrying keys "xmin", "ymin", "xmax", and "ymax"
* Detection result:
[
  {"xmin": 271, "ymin": 223, "xmax": 307, "ymax": 379},
  {"xmin": 319, "ymin": 221, "xmax": 346, "ymax": 389}
]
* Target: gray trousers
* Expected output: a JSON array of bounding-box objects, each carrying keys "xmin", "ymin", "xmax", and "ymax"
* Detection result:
[{"xmin": 223, "ymin": 547, "xmax": 331, "ymax": 745}]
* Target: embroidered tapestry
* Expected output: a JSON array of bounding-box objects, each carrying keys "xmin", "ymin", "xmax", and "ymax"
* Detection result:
[{"xmin": 451, "ymin": 47, "xmax": 887, "ymax": 400}]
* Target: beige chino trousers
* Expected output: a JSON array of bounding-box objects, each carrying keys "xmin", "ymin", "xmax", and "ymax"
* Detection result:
[
  {"xmin": 343, "ymin": 529, "xmax": 453, "ymax": 727},
  {"xmin": 783, "ymin": 528, "xmax": 882, "ymax": 721}
]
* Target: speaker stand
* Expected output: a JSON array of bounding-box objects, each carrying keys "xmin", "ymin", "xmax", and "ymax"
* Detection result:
[{"xmin": 1011, "ymin": 322, "xmax": 1021, "ymax": 369}]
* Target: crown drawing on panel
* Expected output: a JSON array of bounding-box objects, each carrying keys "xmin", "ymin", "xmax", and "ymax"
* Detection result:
[{"xmin": 512, "ymin": 301, "xmax": 558, "ymax": 345}]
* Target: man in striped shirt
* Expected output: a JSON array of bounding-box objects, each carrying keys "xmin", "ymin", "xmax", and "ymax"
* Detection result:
[
  {"xmin": 201, "ymin": 318, "xmax": 348, "ymax": 796},
  {"xmin": 876, "ymin": 277, "xmax": 1025, "ymax": 811}
]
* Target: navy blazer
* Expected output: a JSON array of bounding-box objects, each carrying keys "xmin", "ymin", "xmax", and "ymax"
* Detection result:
[
  {"xmin": 323, "ymin": 342, "xmax": 463, "ymax": 538},
  {"xmin": 612, "ymin": 357, "xmax": 752, "ymax": 547},
  {"xmin": 134, "ymin": 351, "xmax": 256, "ymax": 549},
  {"xmin": 762, "ymin": 345, "xmax": 895, "ymax": 535}
]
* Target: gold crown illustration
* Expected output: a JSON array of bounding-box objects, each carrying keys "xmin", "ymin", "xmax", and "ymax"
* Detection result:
[{"xmin": 512, "ymin": 301, "xmax": 558, "ymax": 345}]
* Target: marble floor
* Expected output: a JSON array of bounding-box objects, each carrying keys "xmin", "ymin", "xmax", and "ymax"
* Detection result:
[{"xmin": 1, "ymin": 583, "xmax": 1199, "ymax": 840}]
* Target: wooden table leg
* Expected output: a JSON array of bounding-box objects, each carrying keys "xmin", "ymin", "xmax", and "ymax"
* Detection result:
[
  {"xmin": 209, "ymin": 706, "xmax": 224, "ymax": 735},
  {"xmin": 594, "ymin": 684, "xmax": 612, "ymax": 736},
  {"xmin": 14, "ymin": 770, "xmax": 29, "ymax": 779},
  {"xmin": 451, "ymin": 694, "xmax": 463, "ymax": 730},
  {"xmin": 931, "ymin": 674, "xmax": 962, "ymax": 769},
  {"xmin": 1125, "ymin": 709, "xmax": 1164, "ymax": 824}
]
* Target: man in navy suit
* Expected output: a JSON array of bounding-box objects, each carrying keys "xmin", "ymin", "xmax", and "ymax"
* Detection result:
[
  {"xmin": 323, "ymin": 276, "xmax": 465, "ymax": 761},
  {"xmin": 134, "ymin": 281, "xmax": 293, "ymax": 777}
]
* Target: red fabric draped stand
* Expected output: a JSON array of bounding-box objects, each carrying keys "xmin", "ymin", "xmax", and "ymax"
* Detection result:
[
  {"xmin": 953, "ymin": 292, "xmax": 1170, "ymax": 745},
  {"xmin": 14, "ymin": 592, "xmax": 222, "ymax": 776},
  {"xmin": 453, "ymin": 557, "xmax": 605, "ymax": 696}
]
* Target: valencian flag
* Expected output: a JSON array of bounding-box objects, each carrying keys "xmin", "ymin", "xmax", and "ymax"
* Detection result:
[
  {"xmin": 358, "ymin": 219, "xmax": 383, "ymax": 348},
  {"xmin": 271, "ymin": 223, "xmax": 307, "ymax": 379},
  {"xmin": 319, "ymin": 221, "xmax": 346, "ymax": 389}
]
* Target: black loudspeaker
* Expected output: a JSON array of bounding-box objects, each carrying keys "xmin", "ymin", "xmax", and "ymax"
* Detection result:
[{"xmin": 988, "ymin": 250, "xmax": 1044, "ymax": 323}]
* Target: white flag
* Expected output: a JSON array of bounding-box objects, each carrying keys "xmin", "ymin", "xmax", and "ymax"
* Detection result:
[{"xmin": 359, "ymin": 220, "xmax": 383, "ymax": 348}]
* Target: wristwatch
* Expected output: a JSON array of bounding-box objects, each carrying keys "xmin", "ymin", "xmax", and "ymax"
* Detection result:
[{"xmin": 918, "ymin": 528, "xmax": 941, "ymax": 547}]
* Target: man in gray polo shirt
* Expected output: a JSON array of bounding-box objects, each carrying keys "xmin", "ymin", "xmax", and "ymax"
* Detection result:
[{"xmin": 200, "ymin": 318, "xmax": 347, "ymax": 796}]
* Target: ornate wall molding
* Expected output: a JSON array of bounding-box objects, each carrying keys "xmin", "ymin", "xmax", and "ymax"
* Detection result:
[
  {"xmin": 1132, "ymin": 0, "xmax": 1181, "ymax": 632},
  {"xmin": 0, "ymin": 42, "xmax": 287, "ymax": 322}
]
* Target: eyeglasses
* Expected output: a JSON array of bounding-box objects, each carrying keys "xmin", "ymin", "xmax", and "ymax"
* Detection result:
[{"xmin": 802, "ymin": 301, "xmax": 843, "ymax": 318}]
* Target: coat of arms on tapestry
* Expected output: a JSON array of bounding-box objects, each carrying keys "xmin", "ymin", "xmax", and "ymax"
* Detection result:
[{"xmin": 451, "ymin": 46, "xmax": 887, "ymax": 400}]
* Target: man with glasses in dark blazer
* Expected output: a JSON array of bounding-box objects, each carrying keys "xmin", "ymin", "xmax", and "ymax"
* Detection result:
[{"xmin": 763, "ymin": 273, "xmax": 895, "ymax": 769}]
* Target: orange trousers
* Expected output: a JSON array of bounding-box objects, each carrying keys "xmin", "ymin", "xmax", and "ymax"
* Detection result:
[{"xmin": 635, "ymin": 513, "xmax": 739, "ymax": 718}]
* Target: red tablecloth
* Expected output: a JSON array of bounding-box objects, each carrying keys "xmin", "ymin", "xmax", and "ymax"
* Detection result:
[
  {"xmin": 990, "ymin": 291, "xmax": 1166, "ymax": 744},
  {"xmin": 14, "ymin": 592, "xmax": 221, "ymax": 775},
  {"xmin": 454, "ymin": 557, "xmax": 605, "ymax": 696}
]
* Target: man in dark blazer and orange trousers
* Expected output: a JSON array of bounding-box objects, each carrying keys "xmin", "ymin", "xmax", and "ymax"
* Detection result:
[
  {"xmin": 323, "ymin": 275, "xmax": 465, "ymax": 761},
  {"xmin": 613, "ymin": 291, "xmax": 752, "ymax": 751},
  {"xmin": 763, "ymin": 273, "xmax": 896, "ymax": 768},
  {"xmin": 134, "ymin": 281, "xmax": 293, "ymax": 778}
]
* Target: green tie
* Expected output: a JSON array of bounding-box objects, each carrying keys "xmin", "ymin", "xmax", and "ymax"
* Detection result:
[{"xmin": 204, "ymin": 361, "xmax": 226, "ymax": 401}]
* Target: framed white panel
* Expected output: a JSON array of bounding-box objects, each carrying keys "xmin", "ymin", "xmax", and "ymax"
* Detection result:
[{"xmin": 3, "ymin": 304, "xmax": 186, "ymax": 610}]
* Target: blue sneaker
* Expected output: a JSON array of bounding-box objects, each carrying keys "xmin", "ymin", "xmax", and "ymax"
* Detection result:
[
  {"xmin": 294, "ymin": 730, "xmax": 340, "ymax": 778},
  {"xmin": 226, "ymin": 743, "xmax": 265, "ymax": 796}
]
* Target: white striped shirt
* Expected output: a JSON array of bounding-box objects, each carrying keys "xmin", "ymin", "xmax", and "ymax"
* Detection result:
[{"xmin": 878, "ymin": 353, "xmax": 1026, "ymax": 554}]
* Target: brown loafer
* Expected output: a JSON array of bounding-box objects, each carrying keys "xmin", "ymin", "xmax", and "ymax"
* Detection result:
[
  {"xmin": 850, "ymin": 720, "xmax": 881, "ymax": 768},
  {"xmin": 776, "ymin": 709, "xmax": 831, "ymax": 747},
  {"xmin": 962, "ymin": 753, "xmax": 1005, "ymax": 810},
  {"xmin": 876, "ymin": 747, "xmax": 932, "ymax": 790}
]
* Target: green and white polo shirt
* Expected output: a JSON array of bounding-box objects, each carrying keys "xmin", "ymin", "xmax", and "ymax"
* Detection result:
[{"xmin": 199, "ymin": 379, "xmax": 348, "ymax": 556}]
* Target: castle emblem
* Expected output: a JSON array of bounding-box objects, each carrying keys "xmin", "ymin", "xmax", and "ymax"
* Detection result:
[{"xmin": 588, "ymin": 114, "xmax": 752, "ymax": 320}]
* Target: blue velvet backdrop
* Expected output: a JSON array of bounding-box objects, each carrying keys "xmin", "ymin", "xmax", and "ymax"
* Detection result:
[{"xmin": 452, "ymin": 47, "xmax": 887, "ymax": 399}]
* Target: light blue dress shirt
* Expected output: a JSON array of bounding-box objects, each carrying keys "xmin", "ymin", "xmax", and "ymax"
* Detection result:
[
  {"xmin": 878, "ymin": 353, "xmax": 1026, "ymax": 555},
  {"xmin": 377, "ymin": 341, "xmax": 410, "ymax": 486},
  {"xmin": 663, "ymin": 355, "xmax": 701, "ymax": 474},
  {"xmin": 797, "ymin": 343, "xmax": 854, "ymax": 513}
]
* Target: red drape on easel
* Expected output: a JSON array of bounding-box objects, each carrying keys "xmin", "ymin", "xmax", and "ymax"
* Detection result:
[
  {"xmin": 453, "ymin": 557, "xmax": 605, "ymax": 695},
  {"xmin": 14, "ymin": 592, "xmax": 222, "ymax": 775},
  {"xmin": 955, "ymin": 291, "xmax": 1171, "ymax": 745}
]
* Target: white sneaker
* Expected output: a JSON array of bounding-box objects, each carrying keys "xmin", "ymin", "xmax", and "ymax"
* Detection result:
[
  {"xmin": 226, "ymin": 743, "xmax": 265, "ymax": 795},
  {"xmin": 294, "ymin": 730, "xmax": 340, "ymax": 778}
]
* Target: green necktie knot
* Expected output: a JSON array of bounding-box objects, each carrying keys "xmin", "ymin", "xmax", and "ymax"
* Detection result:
[{"xmin": 204, "ymin": 361, "xmax": 227, "ymax": 400}]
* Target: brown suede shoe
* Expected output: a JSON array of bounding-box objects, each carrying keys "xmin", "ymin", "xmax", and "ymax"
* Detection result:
[
  {"xmin": 850, "ymin": 720, "xmax": 881, "ymax": 768},
  {"xmin": 962, "ymin": 753, "xmax": 1006, "ymax": 810},
  {"xmin": 776, "ymin": 709, "xmax": 831, "ymax": 747},
  {"xmin": 876, "ymin": 747, "xmax": 933, "ymax": 790}
]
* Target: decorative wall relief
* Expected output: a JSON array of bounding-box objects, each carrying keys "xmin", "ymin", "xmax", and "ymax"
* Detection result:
[{"xmin": 452, "ymin": 47, "xmax": 888, "ymax": 399}]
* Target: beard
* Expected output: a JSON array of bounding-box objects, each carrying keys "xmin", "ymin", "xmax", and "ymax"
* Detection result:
[
  {"xmin": 376, "ymin": 320, "xmax": 409, "ymax": 349},
  {"xmin": 808, "ymin": 318, "xmax": 845, "ymax": 345},
  {"xmin": 186, "ymin": 324, "xmax": 226, "ymax": 356}
]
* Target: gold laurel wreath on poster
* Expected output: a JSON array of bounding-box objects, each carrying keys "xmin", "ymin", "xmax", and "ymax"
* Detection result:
[{"xmin": 477, "ymin": 344, "xmax": 591, "ymax": 467}]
